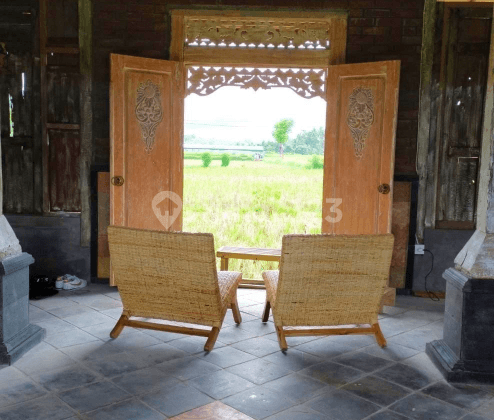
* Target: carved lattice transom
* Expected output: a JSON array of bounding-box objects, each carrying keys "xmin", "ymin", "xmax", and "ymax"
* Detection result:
[
  {"xmin": 184, "ymin": 16, "xmax": 331, "ymax": 50},
  {"xmin": 187, "ymin": 66, "xmax": 326, "ymax": 99}
]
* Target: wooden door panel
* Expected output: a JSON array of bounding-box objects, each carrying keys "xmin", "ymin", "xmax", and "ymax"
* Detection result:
[
  {"xmin": 322, "ymin": 61, "xmax": 400, "ymax": 234},
  {"xmin": 110, "ymin": 54, "xmax": 184, "ymax": 233}
]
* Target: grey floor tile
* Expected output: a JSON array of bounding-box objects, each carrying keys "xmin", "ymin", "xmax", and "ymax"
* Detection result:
[
  {"xmin": 342, "ymin": 375, "xmax": 412, "ymax": 406},
  {"xmin": 167, "ymin": 335, "xmax": 226, "ymax": 354},
  {"xmin": 422, "ymin": 381, "xmax": 493, "ymax": 410},
  {"xmin": 189, "ymin": 369, "xmax": 256, "ymax": 399},
  {"xmin": 217, "ymin": 325, "xmax": 261, "ymax": 344},
  {"xmin": 299, "ymin": 360, "xmax": 364, "ymax": 387},
  {"xmin": 476, "ymin": 399, "xmax": 494, "ymax": 419},
  {"xmin": 84, "ymin": 352, "xmax": 150, "ymax": 378},
  {"xmin": 0, "ymin": 365, "xmax": 29, "ymax": 383},
  {"xmin": 224, "ymin": 311, "xmax": 258, "ymax": 325},
  {"xmin": 58, "ymin": 381, "xmax": 131, "ymax": 413},
  {"xmin": 99, "ymin": 307, "xmax": 125, "ymax": 320},
  {"xmin": 139, "ymin": 328, "xmax": 184, "ymax": 342},
  {"xmin": 0, "ymin": 378, "xmax": 47, "ymax": 408},
  {"xmin": 0, "ymin": 395, "xmax": 75, "ymax": 420},
  {"xmin": 263, "ymin": 373, "xmax": 328, "ymax": 403},
  {"xmin": 194, "ymin": 345, "xmax": 257, "ymax": 368},
  {"xmin": 140, "ymin": 383, "xmax": 213, "ymax": 417},
  {"xmin": 31, "ymin": 364, "xmax": 99, "ymax": 392},
  {"xmin": 32, "ymin": 318, "xmax": 78, "ymax": 336},
  {"xmin": 64, "ymin": 311, "xmax": 115, "ymax": 329},
  {"xmin": 238, "ymin": 320, "xmax": 276, "ymax": 336},
  {"xmin": 333, "ymin": 351, "xmax": 393, "ymax": 373},
  {"xmin": 362, "ymin": 343, "xmax": 421, "ymax": 362},
  {"xmin": 375, "ymin": 362, "xmax": 436, "ymax": 390},
  {"xmin": 46, "ymin": 304, "xmax": 95, "ymax": 318},
  {"xmin": 30, "ymin": 297, "xmax": 76, "ymax": 311},
  {"xmin": 262, "ymin": 348, "xmax": 323, "ymax": 372},
  {"xmin": 226, "ymin": 358, "xmax": 292, "ymax": 385},
  {"xmin": 43, "ymin": 329, "xmax": 101, "ymax": 348},
  {"xmin": 231, "ymin": 336, "xmax": 281, "ymax": 357},
  {"xmin": 367, "ymin": 410, "xmax": 411, "ymax": 420},
  {"xmin": 295, "ymin": 337, "xmax": 355, "ymax": 358},
  {"xmin": 158, "ymin": 355, "xmax": 221, "ymax": 380},
  {"xmin": 401, "ymin": 353, "xmax": 447, "ymax": 383},
  {"xmin": 13, "ymin": 348, "xmax": 77, "ymax": 375},
  {"xmin": 128, "ymin": 343, "xmax": 187, "ymax": 366},
  {"xmin": 85, "ymin": 297, "xmax": 123, "ymax": 312},
  {"xmin": 265, "ymin": 405, "xmax": 332, "ymax": 420},
  {"xmin": 85, "ymin": 398, "xmax": 165, "ymax": 420},
  {"xmin": 388, "ymin": 326, "xmax": 442, "ymax": 352},
  {"xmin": 105, "ymin": 331, "xmax": 163, "ymax": 351},
  {"xmin": 307, "ymin": 388, "xmax": 381, "ymax": 420},
  {"xmin": 60, "ymin": 340, "xmax": 125, "ymax": 362},
  {"xmin": 240, "ymin": 303, "xmax": 266, "ymax": 318},
  {"xmin": 29, "ymin": 310, "xmax": 59, "ymax": 324},
  {"xmin": 264, "ymin": 332, "xmax": 321, "ymax": 347},
  {"xmin": 463, "ymin": 414, "xmax": 491, "ymax": 420},
  {"xmin": 112, "ymin": 367, "xmax": 181, "ymax": 395},
  {"xmin": 389, "ymin": 393, "xmax": 466, "ymax": 420},
  {"xmin": 378, "ymin": 317, "xmax": 432, "ymax": 338},
  {"xmin": 222, "ymin": 385, "xmax": 296, "ymax": 419}
]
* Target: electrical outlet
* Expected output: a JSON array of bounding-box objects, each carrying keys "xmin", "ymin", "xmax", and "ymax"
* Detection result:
[{"xmin": 415, "ymin": 244, "xmax": 425, "ymax": 255}]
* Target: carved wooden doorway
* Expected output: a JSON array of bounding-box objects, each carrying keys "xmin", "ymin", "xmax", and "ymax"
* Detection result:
[{"xmin": 109, "ymin": 11, "xmax": 400, "ymax": 288}]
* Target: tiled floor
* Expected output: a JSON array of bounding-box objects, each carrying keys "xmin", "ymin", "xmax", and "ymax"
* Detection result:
[{"xmin": 1, "ymin": 284, "xmax": 493, "ymax": 420}]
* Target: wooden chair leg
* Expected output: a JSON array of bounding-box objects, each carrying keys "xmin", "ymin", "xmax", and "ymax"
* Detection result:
[
  {"xmin": 373, "ymin": 323, "xmax": 387, "ymax": 348},
  {"xmin": 231, "ymin": 295, "xmax": 242, "ymax": 324},
  {"xmin": 275, "ymin": 326, "xmax": 288, "ymax": 351},
  {"xmin": 110, "ymin": 313, "xmax": 129, "ymax": 339},
  {"xmin": 262, "ymin": 300, "xmax": 271, "ymax": 322},
  {"xmin": 204, "ymin": 327, "xmax": 220, "ymax": 352}
]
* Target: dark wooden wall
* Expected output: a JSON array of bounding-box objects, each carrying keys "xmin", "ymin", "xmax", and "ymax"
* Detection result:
[
  {"xmin": 0, "ymin": 4, "xmax": 40, "ymax": 214},
  {"xmin": 92, "ymin": 0, "xmax": 424, "ymax": 175}
]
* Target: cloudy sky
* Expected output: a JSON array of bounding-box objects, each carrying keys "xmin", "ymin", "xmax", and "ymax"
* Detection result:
[{"xmin": 184, "ymin": 86, "xmax": 327, "ymax": 144}]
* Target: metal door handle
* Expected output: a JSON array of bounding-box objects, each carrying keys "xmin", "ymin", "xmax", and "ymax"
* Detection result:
[
  {"xmin": 378, "ymin": 184, "xmax": 390, "ymax": 194},
  {"xmin": 111, "ymin": 176, "xmax": 124, "ymax": 186}
]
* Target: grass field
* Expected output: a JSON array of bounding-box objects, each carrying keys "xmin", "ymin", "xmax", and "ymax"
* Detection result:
[{"xmin": 182, "ymin": 153, "xmax": 323, "ymax": 279}]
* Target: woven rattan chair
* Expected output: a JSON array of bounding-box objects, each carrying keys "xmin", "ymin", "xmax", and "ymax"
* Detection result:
[
  {"xmin": 262, "ymin": 234, "xmax": 394, "ymax": 351},
  {"xmin": 107, "ymin": 226, "xmax": 242, "ymax": 351}
]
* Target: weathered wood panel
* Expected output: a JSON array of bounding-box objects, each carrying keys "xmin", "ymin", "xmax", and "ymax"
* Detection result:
[
  {"xmin": 436, "ymin": 9, "xmax": 491, "ymax": 227},
  {"xmin": 48, "ymin": 129, "xmax": 81, "ymax": 211},
  {"xmin": 1, "ymin": 142, "xmax": 34, "ymax": 213},
  {"xmin": 46, "ymin": 68, "xmax": 81, "ymax": 124},
  {"xmin": 46, "ymin": 0, "xmax": 78, "ymax": 43},
  {"xmin": 390, "ymin": 182, "xmax": 412, "ymax": 289},
  {"xmin": 0, "ymin": 52, "xmax": 33, "ymax": 138},
  {"xmin": 97, "ymin": 172, "xmax": 110, "ymax": 278}
]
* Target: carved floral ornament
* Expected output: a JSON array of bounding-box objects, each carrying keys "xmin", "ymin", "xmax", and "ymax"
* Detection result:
[
  {"xmin": 184, "ymin": 17, "xmax": 331, "ymax": 50},
  {"xmin": 187, "ymin": 66, "xmax": 326, "ymax": 99},
  {"xmin": 135, "ymin": 80, "xmax": 164, "ymax": 153},
  {"xmin": 346, "ymin": 86, "xmax": 375, "ymax": 159}
]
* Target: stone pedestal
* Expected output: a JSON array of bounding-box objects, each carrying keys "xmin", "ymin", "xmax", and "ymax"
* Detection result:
[
  {"xmin": 426, "ymin": 268, "xmax": 494, "ymax": 383},
  {"xmin": 0, "ymin": 253, "xmax": 45, "ymax": 365}
]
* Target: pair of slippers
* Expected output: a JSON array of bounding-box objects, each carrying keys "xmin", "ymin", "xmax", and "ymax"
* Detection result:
[
  {"xmin": 56, "ymin": 274, "xmax": 87, "ymax": 291},
  {"xmin": 29, "ymin": 274, "xmax": 87, "ymax": 300}
]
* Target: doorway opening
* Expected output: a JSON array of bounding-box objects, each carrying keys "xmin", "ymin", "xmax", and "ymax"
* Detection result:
[{"xmin": 183, "ymin": 70, "xmax": 327, "ymax": 280}]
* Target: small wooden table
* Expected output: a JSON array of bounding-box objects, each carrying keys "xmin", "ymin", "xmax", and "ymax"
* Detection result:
[{"xmin": 216, "ymin": 246, "xmax": 281, "ymax": 288}]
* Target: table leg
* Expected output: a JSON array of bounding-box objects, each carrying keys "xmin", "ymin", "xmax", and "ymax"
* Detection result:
[{"xmin": 220, "ymin": 257, "xmax": 229, "ymax": 271}]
